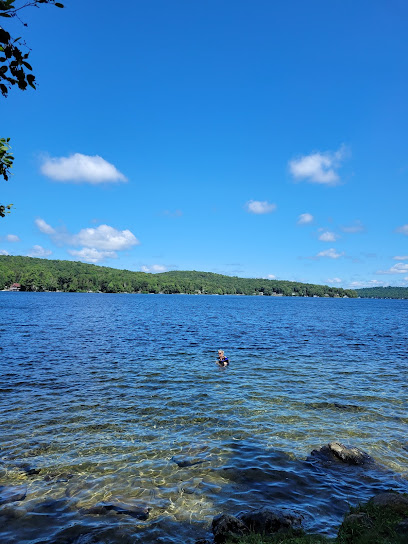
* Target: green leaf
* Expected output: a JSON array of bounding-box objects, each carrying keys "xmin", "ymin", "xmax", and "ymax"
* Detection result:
[{"xmin": 0, "ymin": 28, "xmax": 10, "ymax": 43}]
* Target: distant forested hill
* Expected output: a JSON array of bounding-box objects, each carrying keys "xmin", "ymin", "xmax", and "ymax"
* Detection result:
[
  {"xmin": 0, "ymin": 256, "xmax": 357, "ymax": 298},
  {"xmin": 356, "ymin": 286, "xmax": 408, "ymax": 299}
]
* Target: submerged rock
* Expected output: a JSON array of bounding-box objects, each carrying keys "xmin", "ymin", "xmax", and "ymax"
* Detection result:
[
  {"xmin": 178, "ymin": 477, "xmax": 204, "ymax": 494},
  {"xmin": 85, "ymin": 501, "xmax": 149, "ymax": 520},
  {"xmin": 0, "ymin": 504, "xmax": 27, "ymax": 519},
  {"xmin": 32, "ymin": 498, "xmax": 71, "ymax": 514},
  {"xmin": 69, "ymin": 536, "xmax": 102, "ymax": 544},
  {"xmin": 17, "ymin": 463, "xmax": 41, "ymax": 476},
  {"xmin": 44, "ymin": 472, "xmax": 74, "ymax": 482},
  {"xmin": 0, "ymin": 485, "xmax": 27, "ymax": 505},
  {"xmin": 47, "ymin": 526, "xmax": 107, "ymax": 544},
  {"xmin": 171, "ymin": 455, "xmax": 205, "ymax": 468},
  {"xmin": 333, "ymin": 402, "xmax": 363, "ymax": 412},
  {"xmin": 212, "ymin": 513, "xmax": 249, "ymax": 543},
  {"xmin": 310, "ymin": 441, "xmax": 372, "ymax": 466}
]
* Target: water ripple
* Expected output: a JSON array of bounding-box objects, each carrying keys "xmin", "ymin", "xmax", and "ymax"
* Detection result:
[{"xmin": 1, "ymin": 293, "xmax": 407, "ymax": 543}]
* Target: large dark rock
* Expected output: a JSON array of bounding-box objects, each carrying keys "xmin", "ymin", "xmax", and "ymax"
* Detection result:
[
  {"xmin": 338, "ymin": 492, "xmax": 408, "ymax": 543},
  {"xmin": 238, "ymin": 508, "xmax": 302, "ymax": 534},
  {"xmin": 310, "ymin": 441, "xmax": 372, "ymax": 465},
  {"xmin": 370, "ymin": 492, "xmax": 408, "ymax": 514},
  {"xmin": 395, "ymin": 518, "xmax": 408, "ymax": 535},
  {"xmin": 342, "ymin": 512, "xmax": 373, "ymax": 528},
  {"xmin": 212, "ymin": 513, "xmax": 249, "ymax": 543},
  {"xmin": 329, "ymin": 442, "xmax": 372, "ymax": 465},
  {"xmin": 0, "ymin": 485, "xmax": 27, "ymax": 505}
]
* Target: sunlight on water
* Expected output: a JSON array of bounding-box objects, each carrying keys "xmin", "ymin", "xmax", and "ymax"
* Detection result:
[{"xmin": 1, "ymin": 293, "xmax": 407, "ymax": 543}]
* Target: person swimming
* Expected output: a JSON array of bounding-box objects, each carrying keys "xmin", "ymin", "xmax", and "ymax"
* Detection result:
[{"xmin": 217, "ymin": 349, "xmax": 229, "ymax": 367}]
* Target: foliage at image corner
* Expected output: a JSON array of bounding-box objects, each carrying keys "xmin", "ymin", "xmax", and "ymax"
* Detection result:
[
  {"xmin": 0, "ymin": 0, "xmax": 64, "ymax": 216},
  {"xmin": 0, "ymin": 136, "xmax": 13, "ymax": 216},
  {"xmin": 0, "ymin": 0, "xmax": 64, "ymax": 97}
]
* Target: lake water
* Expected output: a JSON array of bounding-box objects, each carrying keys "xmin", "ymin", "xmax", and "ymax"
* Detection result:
[{"xmin": 1, "ymin": 293, "xmax": 407, "ymax": 543}]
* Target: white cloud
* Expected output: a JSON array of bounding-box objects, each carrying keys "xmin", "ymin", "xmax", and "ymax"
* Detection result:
[
  {"xmin": 341, "ymin": 221, "xmax": 364, "ymax": 233},
  {"xmin": 396, "ymin": 224, "xmax": 408, "ymax": 235},
  {"xmin": 35, "ymin": 218, "xmax": 56, "ymax": 235},
  {"xmin": 266, "ymin": 274, "xmax": 276, "ymax": 279},
  {"xmin": 73, "ymin": 225, "xmax": 139, "ymax": 250},
  {"xmin": 327, "ymin": 277, "xmax": 342, "ymax": 284},
  {"xmin": 0, "ymin": 249, "xmax": 9, "ymax": 255},
  {"xmin": 35, "ymin": 219, "xmax": 140, "ymax": 251},
  {"xmin": 349, "ymin": 279, "xmax": 385, "ymax": 288},
  {"xmin": 35, "ymin": 218, "xmax": 140, "ymax": 263},
  {"xmin": 27, "ymin": 245, "xmax": 52, "ymax": 258},
  {"xmin": 41, "ymin": 153, "xmax": 127, "ymax": 184},
  {"xmin": 316, "ymin": 248, "xmax": 344, "ymax": 259},
  {"xmin": 141, "ymin": 264, "xmax": 167, "ymax": 273},
  {"xmin": 245, "ymin": 200, "xmax": 277, "ymax": 214},
  {"xmin": 297, "ymin": 213, "xmax": 313, "ymax": 225},
  {"xmin": 163, "ymin": 209, "xmax": 183, "ymax": 217},
  {"xmin": 318, "ymin": 230, "xmax": 339, "ymax": 242},
  {"xmin": 394, "ymin": 255, "xmax": 408, "ymax": 260},
  {"xmin": 289, "ymin": 146, "xmax": 347, "ymax": 185},
  {"xmin": 5, "ymin": 234, "xmax": 20, "ymax": 242},
  {"xmin": 377, "ymin": 263, "xmax": 408, "ymax": 274},
  {"xmin": 68, "ymin": 248, "xmax": 116, "ymax": 264}
]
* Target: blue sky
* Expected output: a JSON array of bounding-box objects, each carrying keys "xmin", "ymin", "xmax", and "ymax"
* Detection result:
[{"xmin": 1, "ymin": 0, "xmax": 407, "ymax": 288}]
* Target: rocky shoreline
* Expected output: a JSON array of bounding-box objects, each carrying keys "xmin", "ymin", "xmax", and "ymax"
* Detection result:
[
  {"xmin": 206, "ymin": 443, "xmax": 407, "ymax": 544},
  {"xmin": 1, "ymin": 442, "xmax": 407, "ymax": 543},
  {"xmin": 208, "ymin": 491, "xmax": 408, "ymax": 543}
]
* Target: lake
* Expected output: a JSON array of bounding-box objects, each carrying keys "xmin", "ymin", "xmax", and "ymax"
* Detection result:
[{"xmin": 1, "ymin": 293, "xmax": 407, "ymax": 543}]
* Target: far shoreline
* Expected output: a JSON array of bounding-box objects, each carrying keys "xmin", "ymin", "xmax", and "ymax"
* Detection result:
[{"xmin": 2, "ymin": 290, "xmax": 407, "ymax": 300}]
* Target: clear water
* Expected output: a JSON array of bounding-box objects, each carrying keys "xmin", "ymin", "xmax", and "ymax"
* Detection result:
[{"xmin": 0, "ymin": 293, "xmax": 407, "ymax": 543}]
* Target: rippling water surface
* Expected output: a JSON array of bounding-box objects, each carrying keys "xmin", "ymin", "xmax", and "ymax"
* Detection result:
[{"xmin": 1, "ymin": 293, "xmax": 407, "ymax": 543}]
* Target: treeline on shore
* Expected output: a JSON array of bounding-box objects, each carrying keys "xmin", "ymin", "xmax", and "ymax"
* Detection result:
[
  {"xmin": 0, "ymin": 256, "xmax": 358, "ymax": 297},
  {"xmin": 355, "ymin": 286, "xmax": 408, "ymax": 299}
]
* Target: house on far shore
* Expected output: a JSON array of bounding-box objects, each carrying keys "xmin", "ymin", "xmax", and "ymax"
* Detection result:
[{"xmin": 9, "ymin": 283, "xmax": 21, "ymax": 291}]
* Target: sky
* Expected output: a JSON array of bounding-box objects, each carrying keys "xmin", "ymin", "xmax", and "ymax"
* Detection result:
[{"xmin": 1, "ymin": 0, "xmax": 408, "ymax": 288}]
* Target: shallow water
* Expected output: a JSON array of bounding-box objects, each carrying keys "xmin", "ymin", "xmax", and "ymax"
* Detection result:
[{"xmin": 1, "ymin": 293, "xmax": 407, "ymax": 543}]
